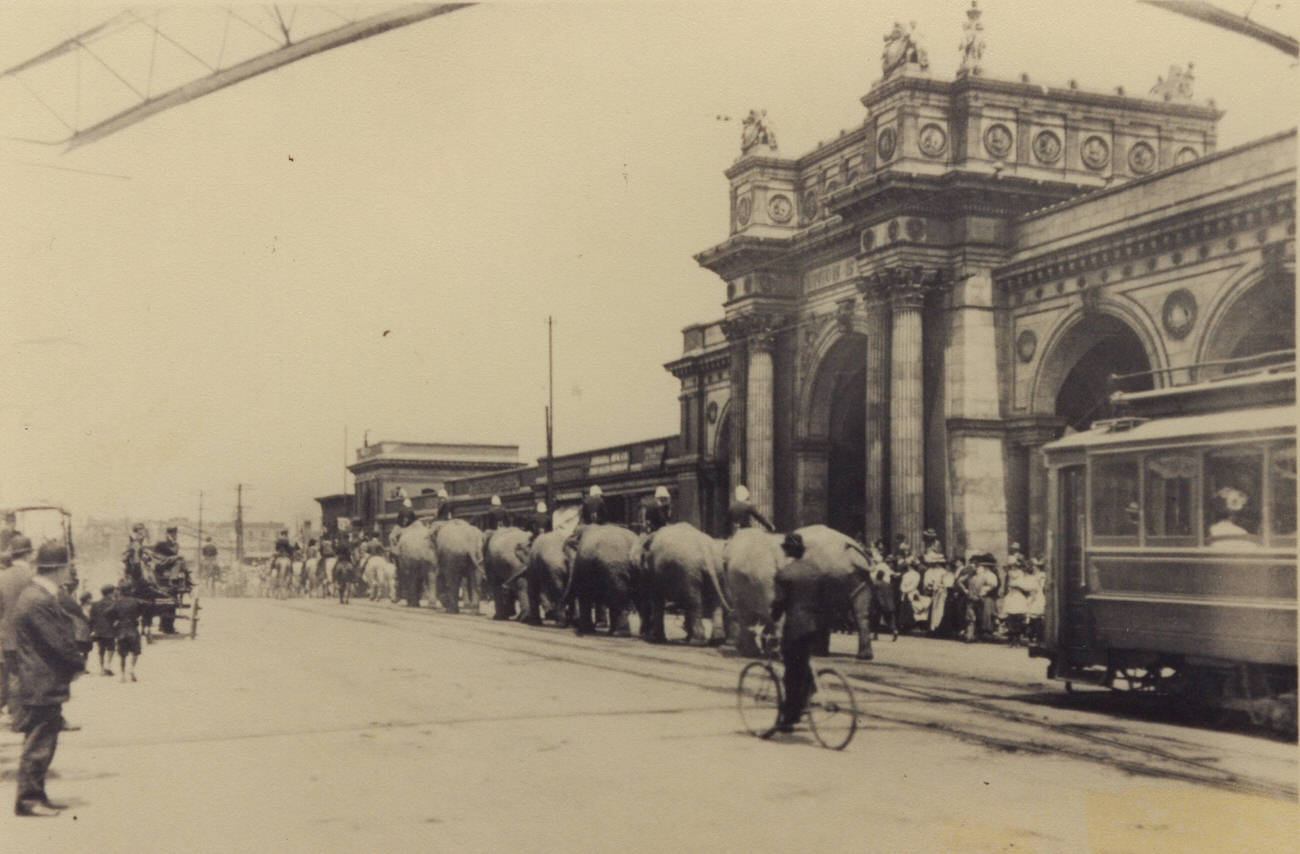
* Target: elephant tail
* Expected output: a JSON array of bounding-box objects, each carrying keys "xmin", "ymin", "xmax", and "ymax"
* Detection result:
[{"xmin": 707, "ymin": 563, "xmax": 734, "ymax": 614}]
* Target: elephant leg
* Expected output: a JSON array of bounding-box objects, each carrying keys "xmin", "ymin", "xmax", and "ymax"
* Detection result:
[
  {"xmin": 492, "ymin": 586, "xmax": 509, "ymax": 620},
  {"xmin": 524, "ymin": 573, "xmax": 543, "ymax": 624},
  {"xmin": 707, "ymin": 604, "xmax": 727, "ymax": 646},
  {"xmin": 607, "ymin": 590, "xmax": 632, "ymax": 637},
  {"xmin": 648, "ymin": 594, "xmax": 667, "ymax": 643},
  {"xmin": 515, "ymin": 583, "xmax": 532, "ymax": 623},
  {"xmin": 849, "ymin": 588, "xmax": 875, "ymax": 660},
  {"xmin": 443, "ymin": 573, "xmax": 459, "ymax": 613}
]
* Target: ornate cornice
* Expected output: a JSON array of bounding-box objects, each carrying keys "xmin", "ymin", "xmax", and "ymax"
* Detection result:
[
  {"xmin": 859, "ymin": 265, "xmax": 952, "ymax": 300},
  {"xmin": 721, "ymin": 311, "xmax": 787, "ymax": 346},
  {"xmin": 664, "ymin": 351, "xmax": 730, "ymax": 380},
  {"xmin": 997, "ymin": 187, "xmax": 1295, "ymax": 293}
]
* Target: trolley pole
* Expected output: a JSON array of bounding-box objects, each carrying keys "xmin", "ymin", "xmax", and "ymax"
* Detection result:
[
  {"xmin": 545, "ymin": 315, "xmax": 555, "ymax": 515},
  {"xmin": 196, "ymin": 490, "xmax": 203, "ymax": 570},
  {"xmin": 235, "ymin": 483, "xmax": 244, "ymax": 564}
]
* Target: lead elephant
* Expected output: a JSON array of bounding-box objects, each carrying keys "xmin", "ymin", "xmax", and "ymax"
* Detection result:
[
  {"xmin": 520, "ymin": 530, "xmax": 571, "ymax": 626},
  {"xmin": 563, "ymin": 524, "xmax": 637, "ymax": 636},
  {"xmin": 638, "ymin": 522, "xmax": 730, "ymax": 646},
  {"xmin": 790, "ymin": 524, "xmax": 876, "ymax": 660},
  {"xmin": 430, "ymin": 519, "xmax": 485, "ymax": 614},
  {"xmin": 722, "ymin": 528, "xmax": 786, "ymax": 657},
  {"xmin": 392, "ymin": 521, "xmax": 438, "ymax": 606},
  {"xmin": 482, "ymin": 526, "xmax": 532, "ymax": 620}
]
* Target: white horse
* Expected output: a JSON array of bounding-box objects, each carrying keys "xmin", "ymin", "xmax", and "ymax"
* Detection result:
[{"xmin": 360, "ymin": 554, "xmax": 397, "ymax": 602}]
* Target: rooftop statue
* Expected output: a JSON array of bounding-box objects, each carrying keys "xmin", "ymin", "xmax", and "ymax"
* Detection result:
[
  {"xmin": 882, "ymin": 21, "xmax": 929, "ymax": 79},
  {"xmin": 958, "ymin": 2, "xmax": 985, "ymax": 77},
  {"xmin": 1150, "ymin": 63, "xmax": 1195, "ymax": 102},
  {"xmin": 740, "ymin": 109, "xmax": 778, "ymax": 155}
]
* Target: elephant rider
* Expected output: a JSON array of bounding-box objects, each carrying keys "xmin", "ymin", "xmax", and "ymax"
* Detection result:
[
  {"xmin": 768, "ymin": 532, "xmax": 835, "ymax": 733},
  {"xmin": 396, "ymin": 501, "xmax": 416, "ymax": 529},
  {"xmin": 580, "ymin": 485, "xmax": 605, "ymax": 525},
  {"xmin": 528, "ymin": 502, "xmax": 551, "ymax": 541},
  {"xmin": 435, "ymin": 488, "xmax": 453, "ymax": 520},
  {"xmin": 486, "ymin": 495, "xmax": 511, "ymax": 530},
  {"xmin": 644, "ymin": 486, "xmax": 673, "ymax": 534},
  {"xmin": 123, "ymin": 524, "xmax": 151, "ymax": 584},
  {"xmin": 727, "ymin": 485, "xmax": 774, "ymax": 535}
]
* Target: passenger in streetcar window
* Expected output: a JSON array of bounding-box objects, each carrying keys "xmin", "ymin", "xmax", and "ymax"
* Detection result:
[{"xmin": 1208, "ymin": 487, "xmax": 1259, "ymax": 550}]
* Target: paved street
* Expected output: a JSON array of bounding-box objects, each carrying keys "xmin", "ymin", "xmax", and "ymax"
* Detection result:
[{"xmin": 2, "ymin": 596, "xmax": 1295, "ymax": 853}]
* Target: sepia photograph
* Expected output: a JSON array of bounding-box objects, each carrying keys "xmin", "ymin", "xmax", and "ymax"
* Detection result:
[{"xmin": 0, "ymin": 1, "xmax": 1296, "ymax": 850}]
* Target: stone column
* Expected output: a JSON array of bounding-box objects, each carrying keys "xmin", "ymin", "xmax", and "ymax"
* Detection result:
[
  {"xmin": 890, "ymin": 280, "xmax": 926, "ymax": 551},
  {"xmin": 745, "ymin": 331, "xmax": 777, "ymax": 522},
  {"xmin": 1009, "ymin": 419, "xmax": 1066, "ymax": 558},
  {"xmin": 858, "ymin": 280, "xmax": 891, "ymax": 545}
]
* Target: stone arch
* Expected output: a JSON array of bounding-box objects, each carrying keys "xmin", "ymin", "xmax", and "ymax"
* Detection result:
[
  {"xmin": 711, "ymin": 400, "xmax": 732, "ymax": 460},
  {"xmin": 798, "ymin": 319, "xmax": 869, "ymax": 440},
  {"xmin": 800, "ymin": 330, "xmax": 869, "ymax": 534},
  {"xmin": 1196, "ymin": 262, "xmax": 1295, "ymax": 374},
  {"xmin": 1031, "ymin": 300, "xmax": 1166, "ymax": 423}
]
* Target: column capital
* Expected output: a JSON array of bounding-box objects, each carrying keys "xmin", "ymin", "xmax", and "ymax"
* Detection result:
[
  {"xmin": 860, "ymin": 265, "xmax": 952, "ymax": 307},
  {"xmin": 721, "ymin": 311, "xmax": 786, "ymax": 346}
]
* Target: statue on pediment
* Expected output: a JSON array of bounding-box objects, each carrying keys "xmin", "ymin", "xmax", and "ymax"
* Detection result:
[
  {"xmin": 741, "ymin": 109, "xmax": 778, "ymax": 155},
  {"xmin": 958, "ymin": 2, "xmax": 985, "ymax": 77},
  {"xmin": 882, "ymin": 21, "xmax": 928, "ymax": 79},
  {"xmin": 1150, "ymin": 63, "xmax": 1195, "ymax": 102}
]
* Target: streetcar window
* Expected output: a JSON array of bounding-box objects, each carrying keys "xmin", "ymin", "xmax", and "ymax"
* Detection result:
[
  {"xmin": 1269, "ymin": 442, "xmax": 1296, "ymax": 547},
  {"xmin": 1204, "ymin": 447, "xmax": 1263, "ymax": 549},
  {"xmin": 1091, "ymin": 457, "xmax": 1140, "ymax": 541},
  {"xmin": 1144, "ymin": 453, "xmax": 1197, "ymax": 544}
]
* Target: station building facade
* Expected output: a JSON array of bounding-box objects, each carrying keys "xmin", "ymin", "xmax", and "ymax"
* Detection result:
[{"xmin": 668, "ymin": 40, "xmax": 1296, "ymax": 559}]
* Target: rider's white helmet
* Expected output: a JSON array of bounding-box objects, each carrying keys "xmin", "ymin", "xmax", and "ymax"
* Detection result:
[
  {"xmin": 536, "ymin": 501, "xmax": 547, "ymax": 514},
  {"xmin": 589, "ymin": 485, "xmax": 602, "ymax": 497},
  {"xmin": 734, "ymin": 484, "xmax": 750, "ymax": 502},
  {"xmin": 654, "ymin": 486, "xmax": 670, "ymax": 500},
  {"xmin": 490, "ymin": 495, "xmax": 502, "ymax": 507},
  {"xmin": 437, "ymin": 488, "xmax": 449, "ymax": 499}
]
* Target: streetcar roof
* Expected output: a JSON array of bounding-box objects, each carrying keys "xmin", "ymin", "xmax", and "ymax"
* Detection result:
[{"xmin": 1044, "ymin": 405, "xmax": 1296, "ymax": 452}]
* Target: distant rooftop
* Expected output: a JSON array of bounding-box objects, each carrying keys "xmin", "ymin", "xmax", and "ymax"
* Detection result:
[{"xmin": 352, "ymin": 440, "xmax": 520, "ymax": 467}]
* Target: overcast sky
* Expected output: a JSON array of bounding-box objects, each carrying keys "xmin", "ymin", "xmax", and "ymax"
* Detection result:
[{"xmin": 1, "ymin": 1, "xmax": 1295, "ymax": 527}]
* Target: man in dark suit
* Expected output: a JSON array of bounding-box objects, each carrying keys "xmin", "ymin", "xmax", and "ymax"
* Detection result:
[
  {"xmin": 0, "ymin": 535, "xmax": 35, "ymax": 718},
  {"xmin": 13, "ymin": 540, "xmax": 83, "ymax": 816},
  {"xmin": 769, "ymin": 533, "xmax": 833, "ymax": 733}
]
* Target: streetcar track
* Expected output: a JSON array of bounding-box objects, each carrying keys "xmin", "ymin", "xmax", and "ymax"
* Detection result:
[{"xmin": 273, "ymin": 599, "xmax": 1297, "ymax": 801}]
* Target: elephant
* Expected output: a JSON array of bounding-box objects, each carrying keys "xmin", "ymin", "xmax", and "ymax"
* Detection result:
[
  {"xmin": 722, "ymin": 528, "xmax": 786, "ymax": 657},
  {"xmin": 517, "ymin": 530, "xmax": 571, "ymax": 626},
  {"xmin": 392, "ymin": 521, "xmax": 438, "ymax": 606},
  {"xmin": 638, "ymin": 522, "xmax": 730, "ymax": 646},
  {"xmin": 562, "ymin": 524, "xmax": 638, "ymax": 636},
  {"xmin": 788, "ymin": 524, "xmax": 876, "ymax": 660},
  {"xmin": 360, "ymin": 553, "xmax": 397, "ymax": 602},
  {"xmin": 482, "ymin": 527, "xmax": 533, "ymax": 620},
  {"xmin": 430, "ymin": 519, "xmax": 485, "ymax": 614}
]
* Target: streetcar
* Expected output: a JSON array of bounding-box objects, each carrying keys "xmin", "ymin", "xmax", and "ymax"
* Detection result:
[{"xmin": 1034, "ymin": 352, "xmax": 1296, "ymax": 735}]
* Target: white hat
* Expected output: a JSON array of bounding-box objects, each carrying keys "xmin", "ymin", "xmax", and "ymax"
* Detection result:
[
  {"xmin": 490, "ymin": 495, "xmax": 502, "ymax": 507},
  {"xmin": 589, "ymin": 485, "xmax": 602, "ymax": 497},
  {"xmin": 437, "ymin": 488, "xmax": 449, "ymax": 499},
  {"xmin": 654, "ymin": 486, "xmax": 670, "ymax": 499},
  {"xmin": 536, "ymin": 501, "xmax": 547, "ymax": 514},
  {"xmin": 734, "ymin": 484, "xmax": 750, "ymax": 502}
]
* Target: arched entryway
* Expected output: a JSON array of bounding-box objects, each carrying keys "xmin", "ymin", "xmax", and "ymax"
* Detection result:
[
  {"xmin": 1201, "ymin": 272, "xmax": 1295, "ymax": 377},
  {"xmin": 803, "ymin": 333, "xmax": 868, "ymax": 536},
  {"xmin": 1037, "ymin": 313, "xmax": 1155, "ymax": 431}
]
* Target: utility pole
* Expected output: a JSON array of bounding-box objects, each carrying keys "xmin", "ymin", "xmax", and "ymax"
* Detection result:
[
  {"xmin": 196, "ymin": 490, "xmax": 203, "ymax": 570},
  {"xmin": 545, "ymin": 315, "xmax": 555, "ymax": 515},
  {"xmin": 235, "ymin": 483, "xmax": 244, "ymax": 564}
]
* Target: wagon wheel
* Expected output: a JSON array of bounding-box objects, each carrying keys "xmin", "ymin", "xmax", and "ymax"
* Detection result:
[{"xmin": 189, "ymin": 594, "xmax": 201, "ymax": 639}]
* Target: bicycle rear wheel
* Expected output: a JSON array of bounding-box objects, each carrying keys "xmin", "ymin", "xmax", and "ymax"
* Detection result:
[
  {"xmin": 808, "ymin": 667, "xmax": 858, "ymax": 750},
  {"xmin": 737, "ymin": 661, "xmax": 782, "ymax": 738}
]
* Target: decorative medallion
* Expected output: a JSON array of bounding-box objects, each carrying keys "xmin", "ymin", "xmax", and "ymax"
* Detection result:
[
  {"xmin": 877, "ymin": 126, "xmax": 897, "ymax": 161},
  {"xmin": 1161, "ymin": 289, "xmax": 1197, "ymax": 339},
  {"xmin": 887, "ymin": 219, "xmax": 900, "ymax": 242},
  {"xmin": 1175, "ymin": 146, "xmax": 1198, "ymax": 166},
  {"xmin": 1081, "ymin": 135, "xmax": 1110, "ymax": 170},
  {"xmin": 736, "ymin": 196, "xmax": 752, "ymax": 226},
  {"xmin": 905, "ymin": 218, "xmax": 926, "ymax": 241},
  {"xmin": 983, "ymin": 123, "xmax": 1013, "ymax": 158},
  {"xmin": 1032, "ymin": 130, "xmax": 1063, "ymax": 164},
  {"xmin": 860, "ymin": 228, "xmax": 876, "ymax": 252},
  {"xmin": 767, "ymin": 194, "xmax": 793, "ymax": 223},
  {"xmin": 1016, "ymin": 329, "xmax": 1038, "ymax": 363},
  {"xmin": 1128, "ymin": 141, "xmax": 1157, "ymax": 174},
  {"xmin": 918, "ymin": 123, "xmax": 948, "ymax": 158},
  {"xmin": 706, "ymin": 401, "xmax": 719, "ymax": 424},
  {"xmin": 801, "ymin": 190, "xmax": 820, "ymax": 221}
]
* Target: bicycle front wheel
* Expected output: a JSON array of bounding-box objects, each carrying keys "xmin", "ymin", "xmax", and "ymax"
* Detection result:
[
  {"xmin": 808, "ymin": 667, "xmax": 858, "ymax": 750},
  {"xmin": 737, "ymin": 661, "xmax": 783, "ymax": 738}
]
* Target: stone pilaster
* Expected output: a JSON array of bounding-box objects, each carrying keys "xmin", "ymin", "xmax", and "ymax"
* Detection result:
[
  {"xmin": 889, "ymin": 281, "xmax": 926, "ymax": 551},
  {"xmin": 1008, "ymin": 418, "xmax": 1067, "ymax": 558},
  {"xmin": 857, "ymin": 279, "xmax": 891, "ymax": 545},
  {"xmin": 746, "ymin": 331, "xmax": 777, "ymax": 521}
]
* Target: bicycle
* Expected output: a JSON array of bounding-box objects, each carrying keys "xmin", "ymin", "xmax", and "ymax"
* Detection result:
[{"xmin": 736, "ymin": 629, "xmax": 859, "ymax": 750}]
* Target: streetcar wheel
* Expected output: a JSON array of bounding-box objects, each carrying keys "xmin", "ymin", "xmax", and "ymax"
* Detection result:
[
  {"xmin": 737, "ymin": 662, "xmax": 782, "ymax": 739},
  {"xmin": 808, "ymin": 667, "xmax": 859, "ymax": 750}
]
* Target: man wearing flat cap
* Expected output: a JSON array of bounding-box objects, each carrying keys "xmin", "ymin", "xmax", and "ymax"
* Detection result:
[{"xmin": 12, "ymin": 540, "xmax": 83, "ymax": 816}]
